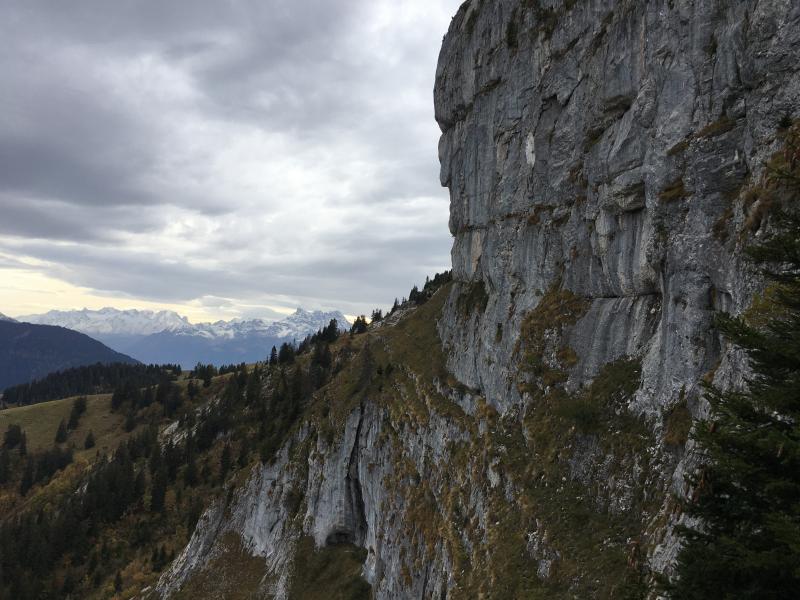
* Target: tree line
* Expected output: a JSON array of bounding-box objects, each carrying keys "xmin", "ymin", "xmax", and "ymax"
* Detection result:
[{"xmin": 2, "ymin": 363, "xmax": 181, "ymax": 406}]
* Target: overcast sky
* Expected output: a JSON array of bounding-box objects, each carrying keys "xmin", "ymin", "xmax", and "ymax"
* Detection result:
[{"xmin": 0, "ymin": 0, "xmax": 461, "ymax": 322}]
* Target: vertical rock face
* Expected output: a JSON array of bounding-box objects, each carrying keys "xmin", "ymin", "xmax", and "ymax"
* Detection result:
[
  {"xmin": 435, "ymin": 0, "xmax": 799, "ymax": 416},
  {"xmin": 156, "ymin": 2, "xmax": 800, "ymax": 599}
]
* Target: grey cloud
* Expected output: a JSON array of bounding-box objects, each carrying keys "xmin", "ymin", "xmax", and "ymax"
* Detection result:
[
  {"xmin": 1, "ymin": 0, "xmax": 461, "ymax": 316},
  {"xmin": 0, "ymin": 194, "xmax": 165, "ymax": 242}
]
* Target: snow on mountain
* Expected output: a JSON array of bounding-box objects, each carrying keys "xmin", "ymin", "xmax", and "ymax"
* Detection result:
[
  {"xmin": 0, "ymin": 312, "xmax": 17, "ymax": 322},
  {"xmin": 260, "ymin": 308, "xmax": 351, "ymax": 339},
  {"xmin": 171, "ymin": 308, "xmax": 350, "ymax": 340},
  {"xmin": 19, "ymin": 307, "xmax": 351, "ymax": 341},
  {"xmin": 20, "ymin": 307, "xmax": 190, "ymax": 336},
  {"xmin": 17, "ymin": 306, "xmax": 351, "ymax": 368}
]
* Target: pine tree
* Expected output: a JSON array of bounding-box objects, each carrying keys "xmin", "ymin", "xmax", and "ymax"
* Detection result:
[
  {"xmin": 67, "ymin": 396, "xmax": 87, "ymax": 430},
  {"xmin": 124, "ymin": 411, "xmax": 137, "ymax": 433},
  {"xmin": 245, "ymin": 366, "xmax": 261, "ymax": 405},
  {"xmin": 269, "ymin": 346, "xmax": 278, "ymax": 365},
  {"xmin": 184, "ymin": 456, "xmax": 198, "ymax": 488},
  {"xmin": 3, "ymin": 424, "xmax": 23, "ymax": 449},
  {"xmin": 19, "ymin": 458, "xmax": 33, "ymax": 496},
  {"xmin": 0, "ymin": 449, "xmax": 9, "ymax": 484},
  {"xmin": 669, "ymin": 126, "xmax": 800, "ymax": 598},
  {"xmin": 134, "ymin": 469, "xmax": 147, "ymax": 500},
  {"xmin": 54, "ymin": 419, "xmax": 68, "ymax": 444},
  {"xmin": 238, "ymin": 437, "xmax": 250, "ymax": 467},
  {"xmin": 350, "ymin": 316, "xmax": 368, "ymax": 335},
  {"xmin": 84, "ymin": 430, "xmax": 96, "ymax": 449},
  {"xmin": 278, "ymin": 343, "xmax": 295, "ymax": 365},
  {"xmin": 150, "ymin": 465, "xmax": 168, "ymax": 512},
  {"xmin": 141, "ymin": 385, "xmax": 155, "ymax": 408},
  {"xmin": 187, "ymin": 380, "xmax": 198, "ymax": 402},
  {"xmin": 220, "ymin": 443, "xmax": 232, "ymax": 482}
]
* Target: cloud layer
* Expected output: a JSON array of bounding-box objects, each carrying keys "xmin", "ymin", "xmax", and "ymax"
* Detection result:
[{"xmin": 0, "ymin": 0, "xmax": 461, "ymax": 319}]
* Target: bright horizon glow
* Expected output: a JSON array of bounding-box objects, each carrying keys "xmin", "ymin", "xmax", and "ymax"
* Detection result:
[{"xmin": 0, "ymin": 266, "xmax": 358, "ymax": 324}]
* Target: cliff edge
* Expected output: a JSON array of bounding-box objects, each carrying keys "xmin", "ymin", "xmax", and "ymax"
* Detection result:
[{"xmin": 153, "ymin": 2, "xmax": 800, "ymax": 598}]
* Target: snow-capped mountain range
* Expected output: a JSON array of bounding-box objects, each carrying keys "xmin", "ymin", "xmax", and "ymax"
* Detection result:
[
  {"xmin": 20, "ymin": 308, "xmax": 190, "ymax": 336},
  {"xmin": 20, "ymin": 307, "xmax": 349, "ymax": 340},
  {"xmin": 17, "ymin": 307, "xmax": 350, "ymax": 368}
]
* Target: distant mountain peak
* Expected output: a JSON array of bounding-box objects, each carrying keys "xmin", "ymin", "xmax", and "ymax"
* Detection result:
[
  {"xmin": 0, "ymin": 312, "xmax": 17, "ymax": 323},
  {"xmin": 17, "ymin": 306, "xmax": 352, "ymax": 367},
  {"xmin": 21, "ymin": 307, "xmax": 191, "ymax": 336}
]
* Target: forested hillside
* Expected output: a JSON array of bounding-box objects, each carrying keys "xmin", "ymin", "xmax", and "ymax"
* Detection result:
[
  {"xmin": 0, "ymin": 321, "xmax": 137, "ymax": 391},
  {"xmin": 2, "ymin": 363, "xmax": 182, "ymax": 407},
  {"xmin": 0, "ymin": 279, "xmax": 446, "ymax": 599}
]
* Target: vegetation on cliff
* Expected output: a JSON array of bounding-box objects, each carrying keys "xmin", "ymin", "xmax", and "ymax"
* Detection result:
[{"xmin": 669, "ymin": 124, "xmax": 800, "ymax": 598}]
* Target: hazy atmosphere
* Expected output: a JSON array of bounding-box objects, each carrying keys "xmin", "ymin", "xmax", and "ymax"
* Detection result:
[{"xmin": 1, "ymin": 0, "xmax": 462, "ymax": 322}]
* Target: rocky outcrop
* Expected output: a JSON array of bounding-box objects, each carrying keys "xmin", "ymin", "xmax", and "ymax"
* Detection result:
[
  {"xmin": 435, "ymin": 0, "xmax": 800, "ymax": 582},
  {"xmin": 437, "ymin": 0, "xmax": 799, "ymax": 409},
  {"xmin": 155, "ymin": 1, "xmax": 800, "ymax": 598}
]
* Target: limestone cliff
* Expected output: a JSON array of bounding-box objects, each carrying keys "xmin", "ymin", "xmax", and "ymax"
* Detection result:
[{"xmin": 153, "ymin": 1, "xmax": 800, "ymax": 598}]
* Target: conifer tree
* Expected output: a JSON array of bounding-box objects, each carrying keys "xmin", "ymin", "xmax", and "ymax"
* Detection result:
[
  {"xmin": 269, "ymin": 346, "xmax": 278, "ymax": 365},
  {"xmin": 187, "ymin": 380, "xmax": 198, "ymax": 402},
  {"xmin": 124, "ymin": 411, "xmax": 137, "ymax": 433},
  {"xmin": 238, "ymin": 437, "xmax": 250, "ymax": 467},
  {"xmin": 669, "ymin": 126, "xmax": 800, "ymax": 598},
  {"xmin": 67, "ymin": 396, "xmax": 87, "ymax": 430},
  {"xmin": 54, "ymin": 419, "xmax": 68, "ymax": 444},
  {"xmin": 0, "ymin": 449, "xmax": 8, "ymax": 484},
  {"xmin": 220, "ymin": 443, "xmax": 232, "ymax": 482},
  {"xmin": 278, "ymin": 342, "xmax": 295, "ymax": 365},
  {"xmin": 246, "ymin": 366, "xmax": 261, "ymax": 405},
  {"xmin": 19, "ymin": 458, "xmax": 33, "ymax": 496},
  {"xmin": 84, "ymin": 430, "xmax": 96, "ymax": 449},
  {"xmin": 151, "ymin": 465, "xmax": 168, "ymax": 513},
  {"xmin": 184, "ymin": 455, "xmax": 198, "ymax": 488},
  {"xmin": 350, "ymin": 316, "xmax": 368, "ymax": 335},
  {"xmin": 3, "ymin": 424, "xmax": 23, "ymax": 449}
]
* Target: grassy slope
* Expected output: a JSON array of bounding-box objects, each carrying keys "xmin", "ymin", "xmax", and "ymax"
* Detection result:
[
  {"xmin": 0, "ymin": 393, "xmax": 125, "ymax": 458},
  {"xmin": 298, "ymin": 283, "xmax": 656, "ymax": 599},
  {"xmin": 0, "ymin": 372, "xmax": 245, "ymax": 599},
  {"xmin": 0, "ymin": 283, "xmax": 658, "ymax": 599}
]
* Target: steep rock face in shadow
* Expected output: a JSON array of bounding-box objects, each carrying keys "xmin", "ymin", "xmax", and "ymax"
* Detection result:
[{"xmin": 153, "ymin": 2, "xmax": 800, "ymax": 598}]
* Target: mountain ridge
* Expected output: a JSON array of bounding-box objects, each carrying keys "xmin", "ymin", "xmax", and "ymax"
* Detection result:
[
  {"xmin": 18, "ymin": 307, "xmax": 351, "ymax": 368},
  {"xmin": 19, "ymin": 307, "xmax": 350, "ymax": 340},
  {"xmin": 0, "ymin": 320, "xmax": 138, "ymax": 391}
]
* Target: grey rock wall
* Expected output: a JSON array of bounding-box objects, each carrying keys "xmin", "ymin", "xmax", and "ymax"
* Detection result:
[
  {"xmin": 436, "ymin": 0, "xmax": 800, "ymax": 417},
  {"xmin": 155, "ymin": 1, "xmax": 800, "ymax": 597},
  {"xmin": 435, "ymin": 0, "xmax": 800, "ymax": 580}
]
